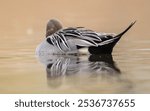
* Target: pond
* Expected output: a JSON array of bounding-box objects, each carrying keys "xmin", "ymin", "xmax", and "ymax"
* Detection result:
[
  {"xmin": 0, "ymin": 0, "xmax": 150, "ymax": 93},
  {"xmin": 1, "ymin": 29, "xmax": 150, "ymax": 94}
]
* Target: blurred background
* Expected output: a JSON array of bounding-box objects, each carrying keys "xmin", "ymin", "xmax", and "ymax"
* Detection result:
[
  {"xmin": 0, "ymin": 0, "xmax": 150, "ymax": 93},
  {"xmin": 0, "ymin": 0, "xmax": 149, "ymax": 36}
]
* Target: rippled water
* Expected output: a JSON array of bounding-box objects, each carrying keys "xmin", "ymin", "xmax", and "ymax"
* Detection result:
[
  {"xmin": 1, "ymin": 38, "xmax": 150, "ymax": 94},
  {"xmin": 1, "ymin": 35, "xmax": 150, "ymax": 94},
  {"xmin": 0, "ymin": 0, "xmax": 150, "ymax": 93},
  {"xmin": 1, "ymin": 40, "xmax": 150, "ymax": 94}
]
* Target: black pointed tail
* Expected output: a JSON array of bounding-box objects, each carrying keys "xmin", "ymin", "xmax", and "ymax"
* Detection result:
[
  {"xmin": 88, "ymin": 21, "xmax": 136, "ymax": 54},
  {"xmin": 106, "ymin": 21, "xmax": 136, "ymax": 48},
  {"xmin": 113, "ymin": 21, "xmax": 136, "ymax": 43}
]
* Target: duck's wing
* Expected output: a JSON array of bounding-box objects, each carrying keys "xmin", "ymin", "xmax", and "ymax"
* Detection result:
[
  {"xmin": 47, "ymin": 27, "xmax": 117, "ymax": 51},
  {"xmin": 63, "ymin": 27, "xmax": 102, "ymax": 41},
  {"xmin": 46, "ymin": 27, "xmax": 101, "ymax": 52},
  {"xmin": 46, "ymin": 32, "xmax": 71, "ymax": 52},
  {"xmin": 63, "ymin": 27, "xmax": 104, "ymax": 47},
  {"xmin": 63, "ymin": 27, "xmax": 118, "ymax": 47},
  {"xmin": 73, "ymin": 21, "xmax": 136, "ymax": 48}
]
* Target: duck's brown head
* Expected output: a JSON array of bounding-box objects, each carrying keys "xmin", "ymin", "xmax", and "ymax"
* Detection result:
[{"xmin": 46, "ymin": 19, "xmax": 63, "ymax": 37}]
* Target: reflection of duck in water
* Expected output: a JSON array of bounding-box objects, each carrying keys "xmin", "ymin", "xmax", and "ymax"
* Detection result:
[
  {"xmin": 88, "ymin": 55, "xmax": 120, "ymax": 75},
  {"xmin": 45, "ymin": 56, "xmax": 80, "ymax": 88},
  {"xmin": 36, "ymin": 19, "xmax": 135, "ymax": 55},
  {"xmin": 36, "ymin": 54, "xmax": 121, "ymax": 78},
  {"xmin": 42, "ymin": 54, "xmax": 121, "ymax": 88},
  {"xmin": 46, "ymin": 56, "xmax": 80, "ymax": 78}
]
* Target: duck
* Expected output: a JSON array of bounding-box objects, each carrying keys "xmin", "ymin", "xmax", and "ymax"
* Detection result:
[{"xmin": 36, "ymin": 19, "xmax": 136, "ymax": 55}]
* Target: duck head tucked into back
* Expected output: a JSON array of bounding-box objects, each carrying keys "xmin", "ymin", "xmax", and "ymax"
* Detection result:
[
  {"xmin": 46, "ymin": 19, "xmax": 63, "ymax": 37},
  {"xmin": 36, "ymin": 19, "xmax": 136, "ymax": 55}
]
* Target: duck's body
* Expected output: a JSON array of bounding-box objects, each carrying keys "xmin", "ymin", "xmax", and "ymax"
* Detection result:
[{"xmin": 36, "ymin": 19, "xmax": 135, "ymax": 55}]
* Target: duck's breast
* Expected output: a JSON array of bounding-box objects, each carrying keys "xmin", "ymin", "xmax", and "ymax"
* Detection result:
[{"xmin": 36, "ymin": 39, "xmax": 78, "ymax": 55}]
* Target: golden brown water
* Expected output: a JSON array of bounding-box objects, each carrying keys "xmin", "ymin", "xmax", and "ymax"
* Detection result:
[{"xmin": 0, "ymin": 0, "xmax": 150, "ymax": 93}]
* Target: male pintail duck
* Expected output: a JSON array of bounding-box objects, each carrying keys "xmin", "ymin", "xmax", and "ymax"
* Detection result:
[{"xmin": 36, "ymin": 19, "xmax": 136, "ymax": 55}]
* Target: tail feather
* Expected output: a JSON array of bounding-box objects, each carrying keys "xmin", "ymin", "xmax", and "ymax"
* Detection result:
[
  {"xmin": 98, "ymin": 21, "xmax": 136, "ymax": 46},
  {"xmin": 111, "ymin": 21, "xmax": 136, "ymax": 47},
  {"xmin": 114, "ymin": 21, "xmax": 136, "ymax": 40},
  {"xmin": 89, "ymin": 21, "xmax": 136, "ymax": 54}
]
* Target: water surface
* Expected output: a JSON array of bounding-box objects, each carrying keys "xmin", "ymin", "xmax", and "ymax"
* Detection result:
[{"xmin": 0, "ymin": 0, "xmax": 150, "ymax": 93}]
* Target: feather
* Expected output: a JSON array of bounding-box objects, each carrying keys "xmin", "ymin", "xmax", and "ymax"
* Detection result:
[{"xmin": 68, "ymin": 39, "xmax": 97, "ymax": 47}]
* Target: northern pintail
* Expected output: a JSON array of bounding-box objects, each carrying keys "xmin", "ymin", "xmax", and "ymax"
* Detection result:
[{"xmin": 36, "ymin": 19, "xmax": 136, "ymax": 55}]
